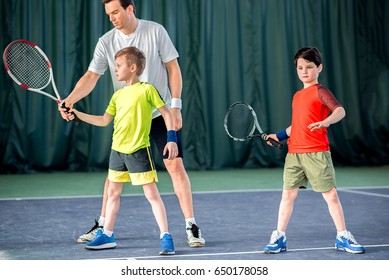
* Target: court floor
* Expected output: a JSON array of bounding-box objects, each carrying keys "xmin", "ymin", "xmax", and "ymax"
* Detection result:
[{"xmin": 1, "ymin": 186, "xmax": 388, "ymax": 260}]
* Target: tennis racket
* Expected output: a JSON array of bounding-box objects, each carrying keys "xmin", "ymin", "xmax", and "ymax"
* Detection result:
[
  {"xmin": 3, "ymin": 39, "xmax": 73, "ymax": 116},
  {"xmin": 224, "ymin": 101, "xmax": 283, "ymax": 149}
]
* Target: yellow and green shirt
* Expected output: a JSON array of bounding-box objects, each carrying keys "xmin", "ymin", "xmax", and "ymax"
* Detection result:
[{"xmin": 106, "ymin": 82, "xmax": 165, "ymax": 154}]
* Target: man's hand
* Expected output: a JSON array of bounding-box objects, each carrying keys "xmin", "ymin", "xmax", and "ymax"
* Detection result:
[{"xmin": 58, "ymin": 98, "xmax": 74, "ymax": 121}]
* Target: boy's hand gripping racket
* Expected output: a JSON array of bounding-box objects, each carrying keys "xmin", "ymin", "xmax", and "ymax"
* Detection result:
[
  {"xmin": 224, "ymin": 101, "xmax": 283, "ymax": 149},
  {"xmin": 3, "ymin": 39, "xmax": 75, "ymax": 118}
]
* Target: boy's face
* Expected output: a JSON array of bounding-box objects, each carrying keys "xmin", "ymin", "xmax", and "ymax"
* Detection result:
[
  {"xmin": 115, "ymin": 55, "xmax": 135, "ymax": 82},
  {"xmin": 296, "ymin": 58, "xmax": 322, "ymax": 87}
]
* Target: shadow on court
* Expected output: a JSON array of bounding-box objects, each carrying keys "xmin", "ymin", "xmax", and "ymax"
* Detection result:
[{"xmin": 0, "ymin": 188, "xmax": 388, "ymax": 260}]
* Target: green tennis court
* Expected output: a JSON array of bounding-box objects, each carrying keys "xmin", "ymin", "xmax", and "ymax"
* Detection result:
[{"xmin": 1, "ymin": 166, "xmax": 388, "ymax": 199}]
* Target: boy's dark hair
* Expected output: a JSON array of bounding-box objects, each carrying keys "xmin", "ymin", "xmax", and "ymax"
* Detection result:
[
  {"xmin": 115, "ymin": 46, "xmax": 146, "ymax": 76},
  {"xmin": 102, "ymin": 0, "xmax": 136, "ymax": 15},
  {"xmin": 294, "ymin": 47, "xmax": 322, "ymax": 67}
]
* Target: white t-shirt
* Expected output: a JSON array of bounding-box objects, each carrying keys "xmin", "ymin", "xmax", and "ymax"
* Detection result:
[{"xmin": 88, "ymin": 19, "xmax": 179, "ymax": 118}]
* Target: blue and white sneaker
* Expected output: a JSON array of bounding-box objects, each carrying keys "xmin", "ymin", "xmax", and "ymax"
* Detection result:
[
  {"xmin": 263, "ymin": 230, "xmax": 287, "ymax": 254},
  {"xmin": 85, "ymin": 229, "xmax": 117, "ymax": 250},
  {"xmin": 160, "ymin": 233, "xmax": 175, "ymax": 255},
  {"xmin": 335, "ymin": 231, "xmax": 365, "ymax": 254}
]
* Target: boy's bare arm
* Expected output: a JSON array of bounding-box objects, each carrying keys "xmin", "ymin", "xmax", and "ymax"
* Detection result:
[
  {"xmin": 308, "ymin": 107, "xmax": 346, "ymax": 131},
  {"xmin": 158, "ymin": 105, "xmax": 175, "ymax": 131},
  {"xmin": 72, "ymin": 109, "xmax": 113, "ymax": 127}
]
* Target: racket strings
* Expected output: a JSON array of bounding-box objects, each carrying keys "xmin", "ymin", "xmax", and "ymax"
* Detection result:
[
  {"xmin": 5, "ymin": 43, "xmax": 51, "ymax": 89},
  {"xmin": 226, "ymin": 104, "xmax": 255, "ymax": 139}
]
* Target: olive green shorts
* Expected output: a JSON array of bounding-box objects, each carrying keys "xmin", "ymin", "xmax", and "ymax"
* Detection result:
[{"xmin": 283, "ymin": 151, "xmax": 336, "ymax": 193}]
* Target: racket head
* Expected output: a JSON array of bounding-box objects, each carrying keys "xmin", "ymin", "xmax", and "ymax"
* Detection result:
[
  {"xmin": 3, "ymin": 40, "xmax": 52, "ymax": 90},
  {"xmin": 224, "ymin": 102, "xmax": 257, "ymax": 141}
]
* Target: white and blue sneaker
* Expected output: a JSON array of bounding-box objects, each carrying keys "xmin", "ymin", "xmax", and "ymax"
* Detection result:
[
  {"xmin": 335, "ymin": 231, "xmax": 365, "ymax": 254},
  {"xmin": 186, "ymin": 223, "xmax": 205, "ymax": 247},
  {"xmin": 85, "ymin": 229, "xmax": 117, "ymax": 250},
  {"xmin": 160, "ymin": 233, "xmax": 175, "ymax": 255},
  {"xmin": 264, "ymin": 230, "xmax": 287, "ymax": 254},
  {"xmin": 77, "ymin": 219, "xmax": 102, "ymax": 243}
]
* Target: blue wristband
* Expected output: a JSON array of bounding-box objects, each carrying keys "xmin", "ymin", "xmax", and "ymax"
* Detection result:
[
  {"xmin": 276, "ymin": 129, "xmax": 289, "ymax": 142},
  {"xmin": 167, "ymin": 130, "xmax": 178, "ymax": 143}
]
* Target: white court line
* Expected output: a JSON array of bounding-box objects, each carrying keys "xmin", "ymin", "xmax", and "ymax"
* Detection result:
[
  {"xmin": 105, "ymin": 244, "xmax": 389, "ymax": 260},
  {"xmin": 338, "ymin": 188, "xmax": 389, "ymax": 198},
  {"xmin": 1, "ymin": 185, "xmax": 388, "ymax": 201},
  {"xmin": 196, "ymin": 186, "xmax": 389, "ymax": 195}
]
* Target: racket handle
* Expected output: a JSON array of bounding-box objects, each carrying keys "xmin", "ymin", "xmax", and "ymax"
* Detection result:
[
  {"xmin": 261, "ymin": 134, "xmax": 283, "ymax": 150},
  {"xmin": 268, "ymin": 138, "xmax": 283, "ymax": 150},
  {"xmin": 61, "ymin": 102, "xmax": 80, "ymax": 124}
]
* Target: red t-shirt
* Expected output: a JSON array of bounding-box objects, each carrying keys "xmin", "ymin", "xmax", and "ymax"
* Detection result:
[{"xmin": 287, "ymin": 84, "xmax": 342, "ymax": 153}]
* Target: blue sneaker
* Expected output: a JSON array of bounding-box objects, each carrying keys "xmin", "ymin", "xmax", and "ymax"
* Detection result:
[
  {"xmin": 335, "ymin": 231, "xmax": 365, "ymax": 254},
  {"xmin": 85, "ymin": 229, "xmax": 117, "ymax": 250},
  {"xmin": 264, "ymin": 230, "xmax": 287, "ymax": 254},
  {"xmin": 160, "ymin": 233, "xmax": 175, "ymax": 255}
]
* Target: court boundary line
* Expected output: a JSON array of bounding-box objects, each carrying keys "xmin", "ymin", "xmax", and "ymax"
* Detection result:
[
  {"xmin": 338, "ymin": 188, "xmax": 389, "ymax": 198},
  {"xmin": 102, "ymin": 244, "xmax": 389, "ymax": 260},
  {"xmin": 1, "ymin": 185, "xmax": 388, "ymax": 201}
]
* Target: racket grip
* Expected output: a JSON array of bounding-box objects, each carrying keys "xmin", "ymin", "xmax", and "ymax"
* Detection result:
[
  {"xmin": 61, "ymin": 102, "xmax": 80, "ymax": 124},
  {"xmin": 268, "ymin": 138, "xmax": 283, "ymax": 150}
]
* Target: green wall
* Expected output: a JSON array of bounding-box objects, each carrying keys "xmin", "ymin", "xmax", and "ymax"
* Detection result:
[{"xmin": 1, "ymin": 0, "xmax": 388, "ymax": 173}]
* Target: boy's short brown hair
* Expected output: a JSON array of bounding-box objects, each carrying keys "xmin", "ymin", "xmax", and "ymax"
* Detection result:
[
  {"xmin": 115, "ymin": 47, "xmax": 146, "ymax": 76},
  {"xmin": 294, "ymin": 47, "xmax": 322, "ymax": 67}
]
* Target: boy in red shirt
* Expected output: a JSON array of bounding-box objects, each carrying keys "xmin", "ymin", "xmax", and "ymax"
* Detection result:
[{"xmin": 263, "ymin": 47, "xmax": 364, "ymax": 254}]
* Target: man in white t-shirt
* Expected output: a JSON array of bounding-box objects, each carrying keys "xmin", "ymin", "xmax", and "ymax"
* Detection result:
[{"xmin": 59, "ymin": 0, "xmax": 205, "ymax": 248}]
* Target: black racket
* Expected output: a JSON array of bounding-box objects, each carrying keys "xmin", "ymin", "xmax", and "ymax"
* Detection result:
[
  {"xmin": 3, "ymin": 39, "xmax": 75, "ymax": 118},
  {"xmin": 224, "ymin": 101, "xmax": 283, "ymax": 149}
]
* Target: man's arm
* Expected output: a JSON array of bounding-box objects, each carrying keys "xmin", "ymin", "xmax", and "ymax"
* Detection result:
[
  {"xmin": 165, "ymin": 59, "xmax": 183, "ymax": 130},
  {"xmin": 59, "ymin": 70, "xmax": 101, "ymax": 121}
]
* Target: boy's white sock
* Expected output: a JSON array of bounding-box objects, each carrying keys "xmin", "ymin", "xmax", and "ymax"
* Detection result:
[
  {"xmin": 103, "ymin": 229, "xmax": 113, "ymax": 237},
  {"xmin": 337, "ymin": 230, "xmax": 348, "ymax": 237}
]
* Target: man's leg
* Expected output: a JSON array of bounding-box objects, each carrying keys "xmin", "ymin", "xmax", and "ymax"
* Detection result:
[
  {"xmin": 151, "ymin": 116, "xmax": 205, "ymax": 247},
  {"xmin": 163, "ymin": 157, "xmax": 193, "ymax": 219},
  {"xmin": 77, "ymin": 177, "xmax": 109, "ymax": 243}
]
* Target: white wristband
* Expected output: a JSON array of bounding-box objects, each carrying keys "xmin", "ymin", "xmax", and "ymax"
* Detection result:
[{"xmin": 171, "ymin": 98, "xmax": 182, "ymax": 109}]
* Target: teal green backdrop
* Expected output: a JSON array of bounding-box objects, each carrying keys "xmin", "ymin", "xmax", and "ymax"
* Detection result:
[{"xmin": 1, "ymin": 0, "xmax": 388, "ymax": 173}]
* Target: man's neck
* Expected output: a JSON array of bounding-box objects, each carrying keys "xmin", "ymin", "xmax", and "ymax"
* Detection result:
[{"xmin": 120, "ymin": 18, "xmax": 138, "ymax": 35}]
